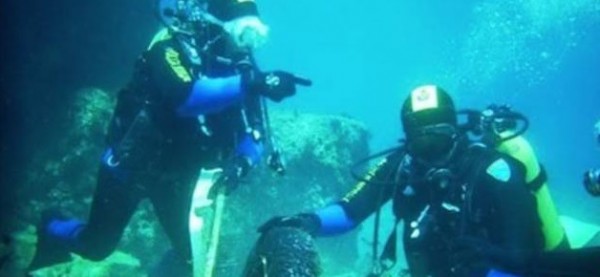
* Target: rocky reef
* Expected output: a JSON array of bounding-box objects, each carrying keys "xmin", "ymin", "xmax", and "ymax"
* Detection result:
[{"xmin": 5, "ymin": 87, "xmax": 372, "ymax": 277}]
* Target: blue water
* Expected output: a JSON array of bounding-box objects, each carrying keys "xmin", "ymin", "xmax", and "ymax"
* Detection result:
[
  {"xmin": 256, "ymin": 0, "xmax": 600, "ymax": 223},
  {"xmin": 3, "ymin": 0, "xmax": 600, "ymax": 275}
]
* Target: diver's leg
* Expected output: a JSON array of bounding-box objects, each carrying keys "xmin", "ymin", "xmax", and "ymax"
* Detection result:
[
  {"xmin": 148, "ymin": 169, "xmax": 196, "ymax": 277},
  {"xmin": 29, "ymin": 164, "xmax": 143, "ymax": 270},
  {"xmin": 75, "ymin": 165, "xmax": 144, "ymax": 260}
]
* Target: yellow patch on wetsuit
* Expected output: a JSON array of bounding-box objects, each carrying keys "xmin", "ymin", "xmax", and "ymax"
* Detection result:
[
  {"xmin": 165, "ymin": 47, "xmax": 192, "ymax": 83},
  {"xmin": 342, "ymin": 159, "xmax": 387, "ymax": 202},
  {"xmin": 147, "ymin": 28, "xmax": 171, "ymax": 50},
  {"xmin": 411, "ymin": 85, "xmax": 439, "ymax": 112}
]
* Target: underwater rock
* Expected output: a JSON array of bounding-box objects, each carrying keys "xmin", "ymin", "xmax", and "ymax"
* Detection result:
[
  {"xmin": 271, "ymin": 111, "xmax": 370, "ymax": 173},
  {"xmin": 71, "ymin": 87, "xmax": 115, "ymax": 138},
  {"xmin": 23, "ymin": 87, "xmax": 115, "ymax": 222},
  {"xmin": 2, "ymin": 226, "xmax": 36, "ymax": 276}
]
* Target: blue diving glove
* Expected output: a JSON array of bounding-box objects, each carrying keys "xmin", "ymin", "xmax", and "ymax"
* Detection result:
[
  {"xmin": 29, "ymin": 210, "xmax": 84, "ymax": 271},
  {"xmin": 216, "ymin": 155, "xmax": 252, "ymax": 194},
  {"xmin": 236, "ymin": 134, "xmax": 264, "ymax": 166},
  {"xmin": 214, "ymin": 134, "xmax": 264, "ymax": 194}
]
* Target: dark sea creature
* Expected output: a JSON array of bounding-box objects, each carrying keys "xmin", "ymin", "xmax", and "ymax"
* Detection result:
[{"xmin": 243, "ymin": 227, "xmax": 321, "ymax": 277}]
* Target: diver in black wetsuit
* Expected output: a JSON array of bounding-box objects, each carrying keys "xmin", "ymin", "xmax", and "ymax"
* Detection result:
[
  {"xmin": 583, "ymin": 121, "xmax": 600, "ymax": 197},
  {"xmin": 28, "ymin": 0, "xmax": 310, "ymax": 275},
  {"xmin": 260, "ymin": 85, "xmax": 545, "ymax": 277}
]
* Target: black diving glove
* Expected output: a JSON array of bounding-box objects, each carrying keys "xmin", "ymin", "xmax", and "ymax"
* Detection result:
[
  {"xmin": 242, "ymin": 70, "xmax": 311, "ymax": 102},
  {"xmin": 213, "ymin": 156, "xmax": 252, "ymax": 195},
  {"xmin": 258, "ymin": 213, "xmax": 321, "ymax": 236}
]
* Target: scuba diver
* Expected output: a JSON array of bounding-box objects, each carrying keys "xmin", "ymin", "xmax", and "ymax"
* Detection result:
[
  {"xmin": 583, "ymin": 120, "xmax": 600, "ymax": 197},
  {"xmin": 28, "ymin": 0, "xmax": 310, "ymax": 276},
  {"xmin": 584, "ymin": 169, "xmax": 600, "ymax": 196},
  {"xmin": 259, "ymin": 85, "xmax": 570, "ymax": 277}
]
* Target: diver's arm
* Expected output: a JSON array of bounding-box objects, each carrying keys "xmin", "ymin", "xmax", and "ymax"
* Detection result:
[
  {"xmin": 258, "ymin": 153, "xmax": 401, "ymax": 237},
  {"xmin": 478, "ymin": 156, "xmax": 542, "ymax": 273},
  {"xmin": 176, "ymin": 76, "xmax": 244, "ymax": 116},
  {"xmin": 144, "ymin": 40, "xmax": 250, "ymax": 116},
  {"xmin": 176, "ymin": 69, "xmax": 303, "ymax": 116},
  {"xmin": 316, "ymin": 153, "xmax": 403, "ymax": 236},
  {"xmin": 312, "ymin": 204, "xmax": 357, "ymax": 236},
  {"xmin": 292, "ymin": 158, "xmax": 392, "ymax": 236},
  {"xmin": 257, "ymin": 178, "xmax": 385, "ymax": 237}
]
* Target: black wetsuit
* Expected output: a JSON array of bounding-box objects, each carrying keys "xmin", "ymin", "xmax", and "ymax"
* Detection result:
[
  {"xmin": 339, "ymin": 143, "xmax": 544, "ymax": 277},
  {"xmin": 68, "ymin": 3, "xmax": 263, "ymax": 270}
]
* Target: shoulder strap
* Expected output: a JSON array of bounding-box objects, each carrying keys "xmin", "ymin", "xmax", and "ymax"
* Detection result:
[{"xmin": 528, "ymin": 165, "xmax": 547, "ymax": 192}]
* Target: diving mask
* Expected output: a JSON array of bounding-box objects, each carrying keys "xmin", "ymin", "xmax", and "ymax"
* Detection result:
[{"xmin": 406, "ymin": 123, "xmax": 459, "ymax": 165}]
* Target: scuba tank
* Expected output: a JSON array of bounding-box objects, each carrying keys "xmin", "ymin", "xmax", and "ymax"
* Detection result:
[{"xmin": 459, "ymin": 104, "xmax": 567, "ymax": 251}]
